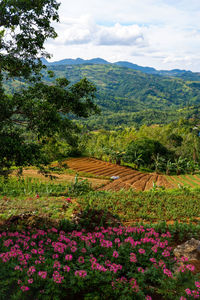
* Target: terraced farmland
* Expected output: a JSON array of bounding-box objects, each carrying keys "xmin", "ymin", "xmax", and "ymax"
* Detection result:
[
  {"xmin": 167, "ymin": 174, "xmax": 200, "ymax": 188},
  {"xmin": 66, "ymin": 158, "xmax": 175, "ymax": 191}
]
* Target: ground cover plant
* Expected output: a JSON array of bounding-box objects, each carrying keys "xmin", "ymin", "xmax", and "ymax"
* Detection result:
[
  {"xmin": 1, "ymin": 176, "xmax": 200, "ymax": 299},
  {"xmin": 2, "ymin": 178, "xmax": 200, "ymax": 224},
  {"xmin": 1, "ymin": 225, "xmax": 200, "ymax": 300},
  {"xmin": 77, "ymin": 188, "xmax": 200, "ymax": 223}
]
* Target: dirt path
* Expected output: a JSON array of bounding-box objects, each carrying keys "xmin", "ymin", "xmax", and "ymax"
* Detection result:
[{"xmin": 16, "ymin": 169, "xmax": 110, "ymax": 189}]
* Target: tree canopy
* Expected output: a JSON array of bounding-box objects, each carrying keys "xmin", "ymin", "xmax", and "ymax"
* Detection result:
[
  {"xmin": 0, "ymin": 0, "xmax": 60, "ymax": 77},
  {"xmin": 0, "ymin": 0, "xmax": 99, "ymax": 175}
]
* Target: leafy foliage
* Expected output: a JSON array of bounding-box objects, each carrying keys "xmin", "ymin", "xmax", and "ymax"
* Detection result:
[
  {"xmin": 0, "ymin": 0, "xmax": 99, "ymax": 175},
  {"xmin": 82, "ymin": 119, "xmax": 200, "ymax": 174},
  {"xmin": 0, "ymin": 0, "xmax": 60, "ymax": 78},
  {"xmin": 123, "ymin": 138, "xmax": 171, "ymax": 168}
]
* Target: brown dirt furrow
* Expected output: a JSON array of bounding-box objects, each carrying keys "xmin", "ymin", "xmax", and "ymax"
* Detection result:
[
  {"xmin": 157, "ymin": 175, "xmax": 174, "ymax": 189},
  {"xmin": 95, "ymin": 169, "xmax": 136, "ymax": 177},
  {"xmin": 67, "ymin": 158, "xmax": 137, "ymax": 178},
  {"xmin": 68, "ymin": 165, "xmax": 116, "ymax": 174},
  {"xmin": 65, "ymin": 158, "xmax": 190, "ymax": 192},
  {"xmin": 166, "ymin": 176, "xmax": 179, "ymax": 188},
  {"xmin": 176, "ymin": 176, "xmax": 196, "ymax": 188},
  {"xmin": 86, "ymin": 167, "xmax": 129, "ymax": 176},
  {"xmin": 118, "ymin": 172, "xmax": 142, "ymax": 183},
  {"xmin": 192, "ymin": 175, "xmax": 200, "ymax": 181},
  {"xmin": 101, "ymin": 180, "xmax": 130, "ymax": 192},
  {"xmin": 125, "ymin": 173, "xmax": 148, "ymax": 185},
  {"xmin": 184, "ymin": 175, "xmax": 200, "ymax": 184},
  {"xmin": 67, "ymin": 162, "xmax": 121, "ymax": 171},
  {"xmin": 144, "ymin": 174, "xmax": 158, "ymax": 191},
  {"xmin": 131, "ymin": 174, "xmax": 152, "ymax": 191}
]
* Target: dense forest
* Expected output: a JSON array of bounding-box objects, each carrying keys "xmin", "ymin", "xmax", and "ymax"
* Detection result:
[{"xmin": 4, "ymin": 63, "xmax": 200, "ymax": 129}]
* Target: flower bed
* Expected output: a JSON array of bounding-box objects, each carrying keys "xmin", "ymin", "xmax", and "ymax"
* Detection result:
[{"xmin": 0, "ymin": 226, "xmax": 199, "ymax": 299}]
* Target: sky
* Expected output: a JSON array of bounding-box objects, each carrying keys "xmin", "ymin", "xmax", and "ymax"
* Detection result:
[{"xmin": 45, "ymin": 0, "xmax": 200, "ymax": 71}]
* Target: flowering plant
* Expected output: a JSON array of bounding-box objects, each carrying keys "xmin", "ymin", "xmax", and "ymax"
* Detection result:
[{"xmin": 0, "ymin": 226, "xmax": 199, "ymax": 299}]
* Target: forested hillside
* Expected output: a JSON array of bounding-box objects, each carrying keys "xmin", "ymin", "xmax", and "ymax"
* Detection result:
[{"xmin": 4, "ymin": 63, "xmax": 200, "ymax": 129}]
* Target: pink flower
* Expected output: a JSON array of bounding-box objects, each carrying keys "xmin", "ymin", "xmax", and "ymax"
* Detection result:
[
  {"xmin": 186, "ymin": 264, "xmax": 195, "ymax": 272},
  {"xmin": 195, "ymin": 281, "xmax": 200, "ymax": 289},
  {"xmin": 66, "ymin": 198, "xmax": 72, "ymax": 203},
  {"xmin": 137, "ymin": 267, "xmax": 145, "ymax": 273},
  {"xmin": 27, "ymin": 266, "xmax": 36, "ymax": 276},
  {"xmin": 65, "ymin": 254, "xmax": 73, "ymax": 261},
  {"xmin": 185, "ymin": 288, "xmax": 192, "ymax": 296},
  {"xmin": 162, "ymin": 250, "xmax": 170, "ymax": 257},
  {"xmin": 28, "ymin": 279, "xmax": 33, "ymax": 284},
  {"xmin": 21, "ymin": 286, "xmax": 29, "ymax": 292},
  {"xmin": 75, "ymin": 270, "xmax": 87, "ymax": 278},
  {"xmin": 63, "ymin": 265, "xmax": 70, "ymax": 272},
  {"xmin": 53, "ymin": 271, "xmax": 64, "ymax": 283},
  {"xmin": 130, "ymin": 253, "xmax": 137, "ymax": 263},
  {"xmin": 113, "ymin": 251, "xmax": 119, "ymax": 258},
  {"xmin": 138, "ymin": 248, "xmax": 145, "ymax": 254},
  {"xmin": 181, "ymin": 256, "xmax": 189, "ymax": 262},
  {"xmin": 71, "ymin": 246, "xmax": 77, "ymax": 253},
  {"xmin": 38, "ymin": 271, "xmax": 47, "ymax": 279},
  {"xmin": 53, "ymin": 260, "xmax": 61, "ymax": 269},
  {"xmin": 163, "ymin": 268, "xmax": 173, "ymax": 278},
  {"xmin": 129, "ymin": 278, "xmax": 139, "ymax": 292},
  {"xmin": 78, "ymin": 256, "xmax": 85, "ymax": 264}
]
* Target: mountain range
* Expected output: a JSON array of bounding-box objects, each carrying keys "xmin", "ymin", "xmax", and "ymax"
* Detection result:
[
  {"xmin": 4, "ymin": 58, "xmax": 200, "ymax": 129},
  {"xmin": 41, "ymin": 57, "xmax": 200, "ymax": 82}
]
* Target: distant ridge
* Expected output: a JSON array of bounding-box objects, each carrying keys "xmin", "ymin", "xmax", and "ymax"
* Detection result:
[
  {"xmin": 42, "ymin": 57, "xmax": 110, "ymax": 66},
  {"xmin": 41, "ymin": 57, "xmax": 200, "ymax": 80}
]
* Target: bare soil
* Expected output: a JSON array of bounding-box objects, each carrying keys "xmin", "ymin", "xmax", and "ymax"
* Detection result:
[{"xmin": 65, "ymin": 158, "xmax": 174, "ymax": 191}]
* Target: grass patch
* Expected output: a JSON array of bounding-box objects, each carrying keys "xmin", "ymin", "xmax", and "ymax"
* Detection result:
[{"xmin": 0, "ymin": 177, "xmax": 68, "ymax": 197}]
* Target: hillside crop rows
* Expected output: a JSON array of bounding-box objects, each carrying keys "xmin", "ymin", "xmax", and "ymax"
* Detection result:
[{"xmin": 66, "ymin": 158, "xmax": 175, "ymax": 191}]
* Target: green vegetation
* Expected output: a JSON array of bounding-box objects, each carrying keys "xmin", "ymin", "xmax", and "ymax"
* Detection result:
[
  {"xmin": 1, "ymin": 177, "xmax": 200, "ymax": 223},
  {"xmin": 0, "ymin": 0, "xmax": 99, "ymax": 177},
  {"xmin": 82, "ymin": 118, "xmax": 200, "ymax": 174},
  {"xmin": 4, "ymin": 63, "xmax": 200, "ymax": 129},
  {"xmin": 2, "ymin": 1, "xmax": 200, "ymax": 299}
]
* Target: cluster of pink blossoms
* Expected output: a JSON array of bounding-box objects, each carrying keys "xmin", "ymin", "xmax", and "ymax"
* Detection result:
[{"xmin": 0, "ymin": 225, "xmax": 198, "ymax": 299}]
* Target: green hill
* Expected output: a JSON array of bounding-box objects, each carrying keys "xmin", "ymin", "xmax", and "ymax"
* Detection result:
[{"xmin": 4, "ymin": 63, "xmax": 200, "ymax": 129}]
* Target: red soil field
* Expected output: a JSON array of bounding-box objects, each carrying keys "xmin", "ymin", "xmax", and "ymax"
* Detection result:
[{"xmin": 66, "ymin": 158, "xmax": 175, "ymax": 191}]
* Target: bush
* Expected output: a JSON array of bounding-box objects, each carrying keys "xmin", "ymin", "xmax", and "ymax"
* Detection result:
[
  {"xmin": 68, "ymin": 175, "xmax": 92, "ymax": 196},
  {"xmin": 124, "ymin": 138, "xmax": 172, "ymax": 170}
]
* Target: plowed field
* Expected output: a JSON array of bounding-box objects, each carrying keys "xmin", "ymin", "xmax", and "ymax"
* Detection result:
[{"xmin": 66, "ymin": 158, "xmax": 175, "ymax": 191}]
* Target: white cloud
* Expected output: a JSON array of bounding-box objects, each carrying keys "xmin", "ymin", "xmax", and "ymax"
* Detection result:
[
  {"xmin": 44, "ymin": 0, "xmax": 200, "ymax": 71},
  {"xmin": 51, "ymin": 18, "xmax": 146, "ymax": 47},
  {"xmin": 96, "ymin": 23, "xmax": 145, "ymax": 46}
]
